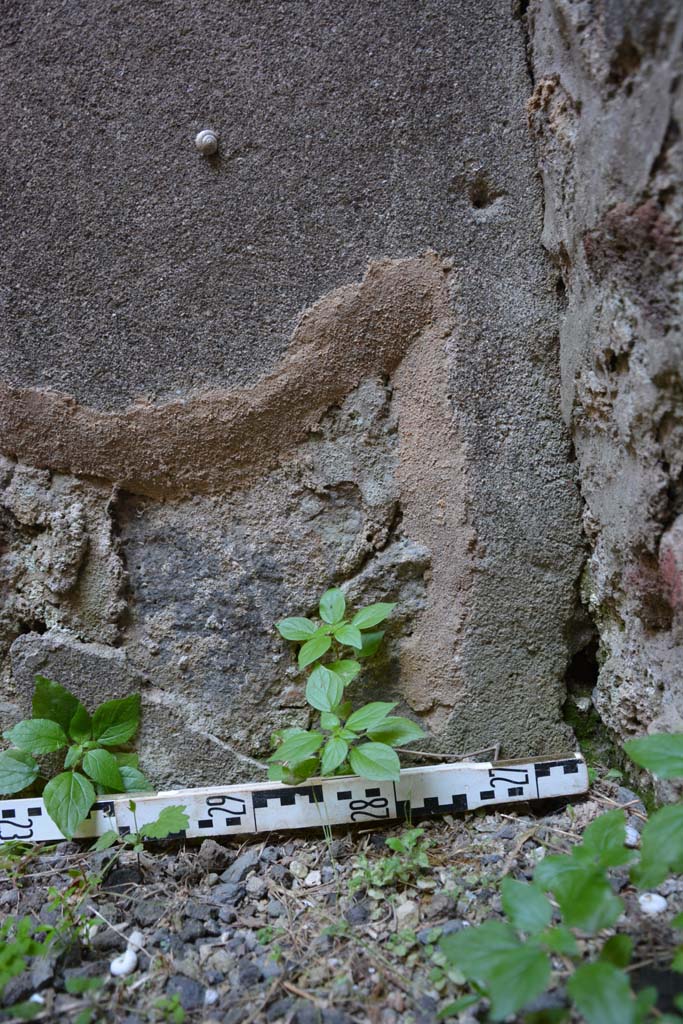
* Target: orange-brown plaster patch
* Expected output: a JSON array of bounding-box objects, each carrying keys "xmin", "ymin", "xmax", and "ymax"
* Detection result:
[{"xmin": 0, "ymin": 255, "xmax": 452, "ymax": 497}]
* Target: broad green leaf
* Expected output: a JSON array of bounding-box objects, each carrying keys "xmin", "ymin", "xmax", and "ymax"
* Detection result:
[
  {"xmin": 91, "ymin": 694, "xmax": 141, "ymax": 746},
  {"xmin": 634, "ymin": 987, "xmax": 658, "ymax": 1022},
  {"xmin": 437, "ymin": 994, "xmax": 480, "ymax": 1019},
  {"xmin": 535, "ymin": 855, "xmax": 623, "ymax": 931},
  {"xmin": 337, "ymin": 701, "xmax": 353, "ymax": 719},
  {"xmin": 271, "ymin": 726, "xmax": 308, "ymax": 747},
  {"xmin": 632, "ymin": 804, "xmax": 683, "ymax": 888},
  {"xmin": 0, "ymin": 750, "xmax": 39, "ymax": 795},
  {"xmin": 306, "ymin": 665, "xmax": 344, "ymax": 712},
  {"xmin": 83, "ymin": 748, "xmax": 124, "ymax": 790},
  {"xmin": 524, "ymin": 1012, "xmax": 569, "ymax": 1024},
  {"xmin": 319, "ymin": 588, "xmax": 346, "ymax": 624},
  {"xmin": 118, "ymin": 766, "xmax": 154, "ymax": 793},
  {"xmin": 625, "ymin": 733, "xmax": 683, "ymax": 778},
  {"xmin": 43, "ymin": 771, "xmax": 95, "ymax": 838},
  {"xmin": 114, "ymin": 752, "xmax": 139, "ymax": 768},
  {"xmin": 567, "ymin": 962, "xmax": 636, "ymax": 1024},
  {"xmin": 579, "ymin": 809, "xmax": 633, "ymax": 867},
  {"xmin": 349, "ymin": 742, "xmax": 400, "ymax": 782},
  {"xmin": 672, "ymin": 947, "xmax": 683, "ymax": 973},
  {"xmin": 351, "ymin": 602, "xmax": 396, "ymax": 630},
  {"xmin": 139, "ymin": 805, "xmax": 189, "ymax": 839},
  {"xmin": 346, "ymin": 702, "xmax": 397, "ymax": 733},
  {"xmin": 64, "ymin": 976, "xmax": 105, "ymax": 995},
  {"xmin": 338, "ymin": 727, "xmax": 358, "ymax": 741},
  {"xmin": 68, "ymin": 703, "xmax": 92, "ymax": 743},
  {"xmin": 501, "ymin": 878, "xmax": 552, "ymax": 934},
  {"xmin": 368, "ymin": 716, "xmax": 426, "ymax": 746},
  {"xmin": 320, "ymin": 712, "xmax": 340, "ymax": 730},
  {"xmin": 64, "ymin": 744, "xmax": 84, "ymax": 769},
  {"xmin": 275, "ymin": 757, "xmax": 320, "ymax": 784},
  {"xmin": 333, "ymin": 624, "xmax": 363, "ymax": 649},
  {"xmin": 356, "ymin": 629, "xmax": 385, "ymax": 659},
  {"xmin": 276, "ymin": 617, "xmax": 318, "ymax": 641},
  {"xmin": 268, "ymin": 763, "xmax": 285, "ymax": 782},
  {"xmin": 92, "ymin": 830, "xmax": 119, "ymax": 851},
  {"xmin": 32, "ymin": 675, "xmax": 79, "ymax": 732},
  {"xmin": 599, "ymin": 934, "xmax": 633, "ymax": 968},
  {"xmin": 327, "ymin": 660, "xmax": 361, "ymax": 685},
  {"xmin": 298, "ymin": 634, "xmax": 332, "ymax": 669},
  {"xmin": 540, "ymin": 926, "xmax": 578, "ymax": 956},
  {"xmin": 4, "ymin": 718, "xmax": 67, "ymax": 754},
  {"xmin": 270, "ymin": 730, "xmax": 324, "ymax": 765},
  {"xmin": 5, "ymin": 1002, "xmax": 44, "ymax": 1020},
  {"xmin": 440, "ymin": 920, "xmax": 551, "ymax": 1021},
  {"xmin": 321, "ymin": 737, "xmax": 348, "ymax": 774}
]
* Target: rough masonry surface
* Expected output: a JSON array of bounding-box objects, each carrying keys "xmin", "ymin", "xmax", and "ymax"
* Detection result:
[{"xmin": 0, "ymin": 1, "xmax": 585, "ymax": 786}]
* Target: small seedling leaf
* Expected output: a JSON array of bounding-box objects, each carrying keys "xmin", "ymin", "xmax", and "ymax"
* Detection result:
[
  {"xmin": 356, "ymin": 630, "xmax": 385, "ymax": 659},
  {"xmin": 321, "ymin": 737, "xmax": 349, "ymax": 774},
  {"xmin": 276, "ymin": 617, "xmax": 318, "ymax": 641},
  {"xmin": 139, "ymin": 805, "xmax": 189, "ymax": 839},
  {"xmin": 327, "ymin": 660, "xmax": 361, "ymax": 685},
  {"xmin": 270, "ymin": 730, "xmax": 324, "ymax": 764},
  {"xmin": 346, "ymin": 702, "xmax": 397, "ymax": 733},
  {"xmin": 298, "ymin": 635, "xmax": 332, "ymax": 669},
  {"xmin": 333, "ymin": 624, "xmax": 363, "ymax": 649},
  {"xmin": 319, "ymin": 588, "xmax": 346, "ymax": 624},
  {"xmin": 306, "ymin": 665, "xmax": 344, "ymax": 712},
  {"xmin": 351, "ymin": 602, "xmax": 396, "ymax": 629},
  {"xmin": 92, "ymin": 830, "xmax": 119, "ymax": 851},
  {"xmin": 367, "ymin": 716, "xmax": 426, "ymax": 746}
]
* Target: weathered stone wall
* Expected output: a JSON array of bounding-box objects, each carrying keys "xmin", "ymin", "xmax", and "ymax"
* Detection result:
[
  {"xmin": 527, "ymin": 0, "xmax": 683, "ymax": 748},
  {"xmin": 0, "ymin": 1, "xmax": 588, "ymax": 787}
]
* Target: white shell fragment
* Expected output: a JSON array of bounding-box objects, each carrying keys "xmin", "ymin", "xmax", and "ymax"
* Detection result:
[
  {"xmin": 195, "ymin": 129, "xmax": 218, "ymax": 155},
  {"xmin": 638, "ymin": 892, "xmax": 668, "ymax": 916},
  {"xmin": 624, "ymin": 825, "xmax": 640, "ymax": 848},
  {"xmin": 110, "ymin": 948, "xmax": 138, "ymax": 977},
  {"xmin": 127, "ymin": 929, "xmax": 145, "ymax": 952}
]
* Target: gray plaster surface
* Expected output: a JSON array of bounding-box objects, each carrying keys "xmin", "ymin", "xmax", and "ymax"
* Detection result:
[{"xmin": 0, "ymin": 1, "xmax": 589, "ymax": 782}]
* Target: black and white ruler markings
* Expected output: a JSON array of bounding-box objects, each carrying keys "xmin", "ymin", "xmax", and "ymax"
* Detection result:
[{"xmin": 0, "ymin": 754, "xmax": 588, "ymax": 845}]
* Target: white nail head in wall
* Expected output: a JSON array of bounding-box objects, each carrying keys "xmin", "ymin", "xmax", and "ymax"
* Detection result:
[{"xmin": 195, "ymin": 129, "xmax": 219, "ymax": 155}]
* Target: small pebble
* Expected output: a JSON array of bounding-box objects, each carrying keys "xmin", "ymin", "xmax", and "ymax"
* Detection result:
[
  {"xmin": 127, "ymin": 929, "xmax": 145, "ymax": 952},
  {"xmin": 289, "ymin": 859, "xmax": 308, "ymax": 879},
  {"xmin": 204, "ymin": 988, "xmax": 219, "ymax": 1006},
  {"xmin": 110, "ymin": 948, "xmax": 138, "ymax": 977},
  {"xmin": 638, "ymin": 893, "xmax": 667, "ymax": 916},
  {"xmin": 304, "ymin": 870, "xmax": 322, "ymax": 887},
  {"xmin": 395, "ymin": 900, "xmax": 419, "ymax": 930}
]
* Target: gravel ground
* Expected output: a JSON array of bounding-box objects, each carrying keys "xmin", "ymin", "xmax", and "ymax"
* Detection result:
[{"xmin": 1, "ymin": 773, "xmax": 682, "ymax": 1023}]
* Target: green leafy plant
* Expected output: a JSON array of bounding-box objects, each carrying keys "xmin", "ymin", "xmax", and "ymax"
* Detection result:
[
  {"xmin": 438, "ymin": 732, "xmax": 683, "ymax": 1023},
  {"xmin": 92, "ymin": 800, "xmax": 189, "ymax": 857},
  {"xmin": 152, "ymin": 993, "xmax": 186, "ymax": 1024},
  {"xmin": 350, "ymin": 827, "xmax": 432, "ymax": 892},
  {"xmin": 270, "ymin": 589, "xmax": 425, "ymax": 783},
  {"xmin": 0, "ymin": 916, "xmax": 55, "ymax": 1018},
  {"xmin": 0, "ymin": 676, "xmax": 152, "ymax": 839}
]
